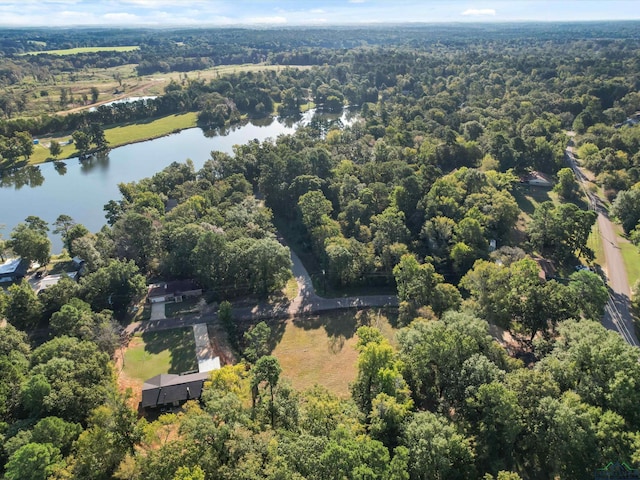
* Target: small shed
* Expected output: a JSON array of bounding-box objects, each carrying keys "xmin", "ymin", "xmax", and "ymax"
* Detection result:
[
  {"xmin": 520, "ymin": 171, "xmax": 553, "ymax": 188},
  {"xmin": 141, "ymin": 371, "xmax": 211, "ymax": 409},
  {"xmin": 147, "ymin": 280, "xmax": 202, "ymax": 303}
]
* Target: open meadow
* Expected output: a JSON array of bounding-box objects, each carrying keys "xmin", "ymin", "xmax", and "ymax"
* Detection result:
[
  {"xmin": 271, "ymin": 309, "xmax": 397, "ymax": 397},
  {"xmin": 123, "ymin": 328, "xmax": 198, "ymax": 382}
]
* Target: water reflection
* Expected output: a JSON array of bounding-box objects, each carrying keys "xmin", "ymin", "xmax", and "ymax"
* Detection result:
[
  {"xmin": 279, "ymin": 113, "xmax": 303, "ymax": 128},
  {"xmin": 249, "ymin": 116, "xmax": 276, "ymax": 128},
  {"xmin": 202, "ymin": 115, "xmax": 277, "ymax": 138},
  {"xmin": 0, "ymin": 107, "xmax": 358, "ymax": 252},
  {"xmin": 0, "ymin": 165, "xmax": 45, "ymax": 189},
  {"xmin": 54, "ymin": 162, "xmax": 67, "ymax": 176},
  {"xmin": 79, "ymin": 152, "xmax": 111, "ymax": 174}
]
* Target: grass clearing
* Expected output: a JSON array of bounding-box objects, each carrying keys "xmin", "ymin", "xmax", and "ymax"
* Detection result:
[
  {"xmin": 22, "ymin": 46, "xmax": 139, "ymax": 56},
  {"xmin": 619, "ymin": 237, "xmax": 640, "ymax": 288},
  {"xmin": 24, "ymin": 113, "xmax": 197, "ymax": 165},
  {"xmin": 271, "ymin": 309, "xmax": 397, "ymax": 397},
  {"xmin": 123, "ymin": 328, "xmax": 197, "ymax": 382},
  {"xmin": 165, "ymin": 297, "xmax": 202, "ymax": 318},
  {"xmin": 587, "ymin": 222, "xmax": 606, "ymax": 267},
  {"xmin": 284, "ymin": 278, "xmax": 299, "ymax": 302},
  {"xmin": 105, "ymin": 112, "xmax": 198, "ymax": 147},
  {"xmin": 513, "ymin": 184, "xmax": 558, "ymax": 224},
  {"xmin": 28, "ymin": 138, "xmax": 75, "ymax": 165}
]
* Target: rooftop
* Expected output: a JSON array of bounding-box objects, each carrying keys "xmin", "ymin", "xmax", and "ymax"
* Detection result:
[
  {"xmin": 141, "ymin": 371, "xmax": 211, "ymax": 409},
  {"xmin": 0, "ymin": 258, "xmax": 24, "ymax": 275},
  {"xmin": 148, "ymin": 279, "xmax": 201, "ymax": 298}
]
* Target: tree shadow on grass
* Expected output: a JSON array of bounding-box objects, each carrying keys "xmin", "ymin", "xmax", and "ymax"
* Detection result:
[
  {"xmin": 514, "ymin": 185, "xmax": 552, "ymax": 217},
  {"xmin": 142, "ymin": 328, "xmax": 198, "ymax": 374},
  {"xmin": 292, "ymin": 311, "xmax": 358, "ymax": 353},
  {"xmin": 265, "ymin": 319, "xmax": 288, "ymax": 355}
]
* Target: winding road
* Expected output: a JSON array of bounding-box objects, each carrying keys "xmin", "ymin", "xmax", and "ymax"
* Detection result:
[
  {"xmin": 125, "ymin": 245, "xmax": 398, "ymax": 336},
  {"xmin": 565, "ymin": 138, "xmax": 639, "ymax": 347}
]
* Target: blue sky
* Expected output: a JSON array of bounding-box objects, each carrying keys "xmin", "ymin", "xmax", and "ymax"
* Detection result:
[{"xmin": 0, "ymin": 1, "xmax": 638, "ymax": 26}]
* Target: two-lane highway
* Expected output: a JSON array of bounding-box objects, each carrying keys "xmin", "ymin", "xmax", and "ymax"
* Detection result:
[{"xmin": 565, "ymin": 139, "xmax": 639, "ymax": 347}]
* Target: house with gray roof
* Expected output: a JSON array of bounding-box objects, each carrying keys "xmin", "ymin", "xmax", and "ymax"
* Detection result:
[
  {"xmin": 0, "ymin": 258, "xmax": 29, "ymax": 283},
  {"xmin": 141, "ymin": 371, "xmax": 211, "ymax": 410}
]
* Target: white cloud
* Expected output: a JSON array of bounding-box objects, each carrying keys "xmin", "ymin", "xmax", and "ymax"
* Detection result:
[
  {"xmin": 310, "ymin": 8, "xmax": 325, "ymax": 14},
  {"xmin": 461, "ymin": 8, "xmax": 496, "ymax": 16},
  {"xmin": 118, "ymin": 0, "xmax": 206, "ymax": 7},
  {"xmin": 103, "ymin": 12, "xmax": 140, "ymax": 21},
  {"xmin": 348, "ymin": 0, "xmax": 366, "ymax": 3},
  {"xmin": 244, "ymin": 15, "xmax": 287, "ymax": 24}
]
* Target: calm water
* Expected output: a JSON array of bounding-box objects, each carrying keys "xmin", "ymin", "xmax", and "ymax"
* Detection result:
[{"xmin": 0, "ymin": 109, "xmax": 356, "ymax": 252}]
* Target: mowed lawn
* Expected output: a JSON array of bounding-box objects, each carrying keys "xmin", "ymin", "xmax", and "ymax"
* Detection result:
[
  {"xmin": 105, "ymin": 112, "xmax": 198, "ymax": 147},
  {"xmin": 619, "ymin": 237, "xmax": 640, "ymax": 287},
  {"xmin": 271, "ymin": 309, "xmax": 397, "ymax": 397},
  {"xmin": 123, "ymin": 328, "xmax": 198, "ymax": 382},
  {"xmin": 587, "ymin": 221, "xmax": 606, "ymax": 268}
]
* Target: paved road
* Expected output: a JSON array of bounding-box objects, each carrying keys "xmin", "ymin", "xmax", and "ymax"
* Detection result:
[
  {"xmin": 565, "ymin": 139, "xmax": 639, "ymax": 347},
  {"xmin": 125, "ymin": 244, "xmax": 398, "ymax": 336}
]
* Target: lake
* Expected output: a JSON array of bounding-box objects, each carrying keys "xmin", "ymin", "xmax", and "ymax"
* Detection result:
[{"xmin": 0, "ymin": 109, "xmax": 356, "ymax": 252}]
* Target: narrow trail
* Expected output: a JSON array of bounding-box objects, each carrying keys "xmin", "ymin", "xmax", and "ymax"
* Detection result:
[
  {"xmin": 125, "ymin": 242, "xmax": 398, "ymax": 336},
  {"xmin": 565, "ymin": 138, "xmax": 639, "ymax": 347}
]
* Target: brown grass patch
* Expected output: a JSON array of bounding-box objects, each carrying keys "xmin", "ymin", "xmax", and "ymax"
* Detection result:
[{"xmin": 271, "ymin": 309, "xmax": 397, "ymax": 398}]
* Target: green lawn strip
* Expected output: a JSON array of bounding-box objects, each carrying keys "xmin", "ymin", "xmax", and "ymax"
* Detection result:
[
  {"xmin": 164, "ymin": 298, "xmax": 202, "ymax": 318},
  {"xmin": 271, "ymin": 309, "xmax": 396, "ymax": 397},
  {"xmin": 587, "ymin": 222, "xmax": 606, "ymax": 268},
  {"xmin": 104, "ymin": 112, "xmax": 198, "ymax": 147},
  {"xmin": 619, "ymin": 239, "xmax": 640, "ymax": 288},
  {"xmin": 29, "ymin": 140, "xmax": 76, "ymax": 165},
  {"xmin": 123, "ymin": 328, "xmax": 198, "ymax": 381},
  {"xmin": 284, "ymin": 278, "xmax": 299, "ymax": 302},
  {"xmin": 24, "ymin": 112, "xmax": 198, "ymax": 166},
  {"xmin": 21, "ymin": 46, "xmax": 139, "ymax": 56}
]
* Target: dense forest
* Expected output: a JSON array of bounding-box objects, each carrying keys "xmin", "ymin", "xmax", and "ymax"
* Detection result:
[{"xmin": 1, "ymin": 23, "xmax": 640, "ymax": 480}]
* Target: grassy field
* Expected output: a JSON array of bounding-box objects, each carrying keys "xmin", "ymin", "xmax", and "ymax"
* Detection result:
[
  {"xmin": 271, "ymin": 309, "xmax": 397, "ymax": 397},
  {"xmin": 165, "ymin": 298, "xmax": 202, "ymax": 318},
  {"xmin": 25, "ymin": 112, "xmax": 198, "ymax": 165},
  {"xmin": 22, "ymin": 46, "xmax": 139, "ymax": 56},
  {"xmin": 29, "ymin": 138, "xmax": 75, "ymax": 165},
  {"xmin": 587, "ymin": 222, "xmax": 606, "ymax": 267},
  {"xmin": 284, "ymin": 278, "xmax": 299, "ymax": 302},
  {"xmin": 123, "ymin": 328, "xmax": 197, "ymax": 382},
  {"xmin": 9, "ymin": 63, "xmax": 311, "ymax": 119},
  {"xmin": 104, "ymin": 112, "xmax": 198, "ymax": 147},
  {"xmin": 619, "ymin": 237, "xmax": 640, "ymax": 288}
]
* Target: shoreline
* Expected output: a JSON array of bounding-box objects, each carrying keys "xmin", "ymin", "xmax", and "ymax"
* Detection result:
[
  {"xmin": 1, "ymin": 112, "xmax": 201, "ymax": 171},
  {"xmin": 2, "ymin": 105, "xmax": 323, "ymax": 172}
]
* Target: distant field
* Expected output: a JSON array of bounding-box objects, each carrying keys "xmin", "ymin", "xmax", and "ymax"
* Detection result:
[
  {"xmin": 271, "ymin": 309, "xmax": 397, "ymax": 397},
  {"xmin": 11, "ymin": 62, "xmax": 311, "ymax": 119},
  {"xmin": 22, "ymin": 45, "xmax": 139, "ymax": 56}
]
